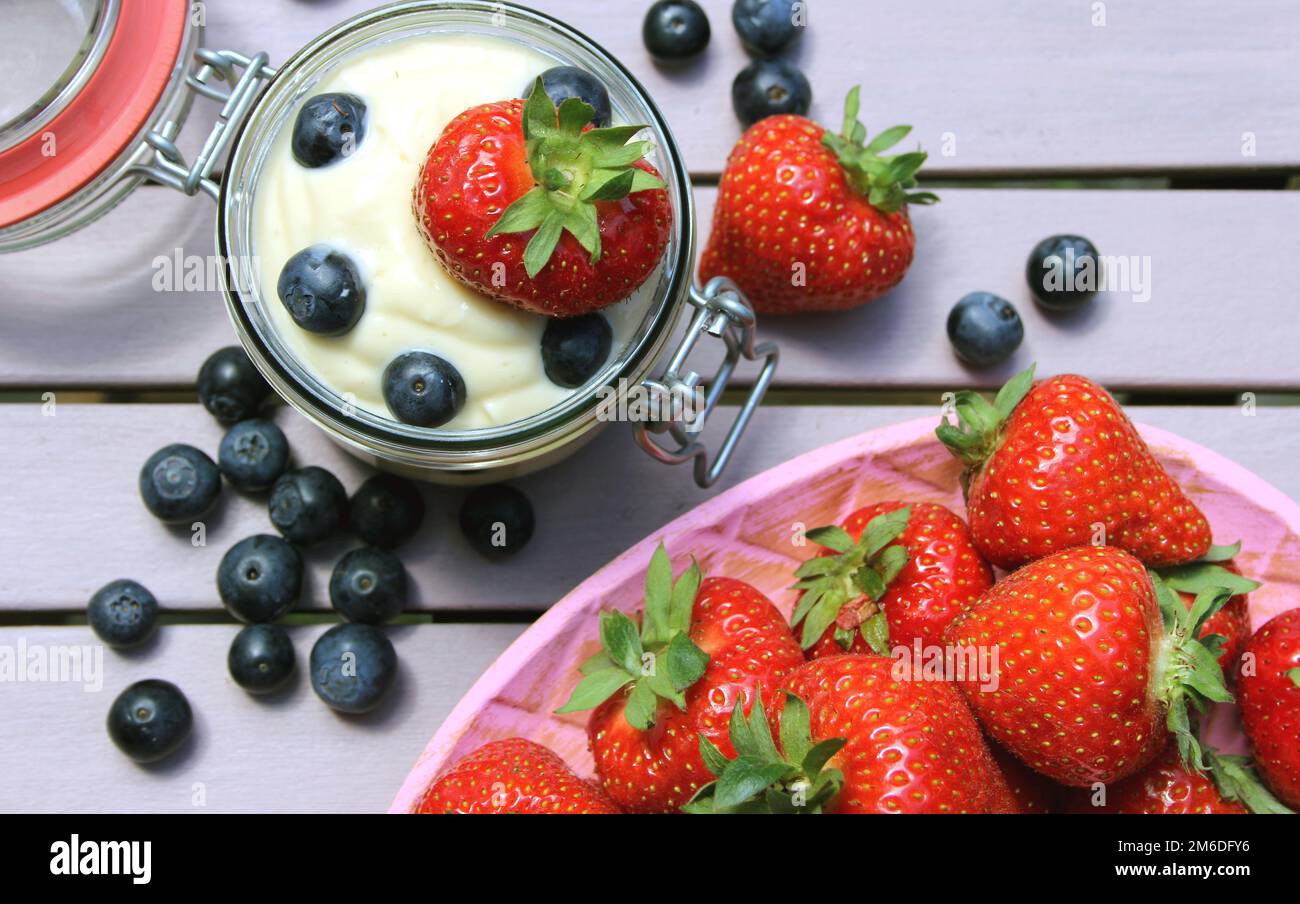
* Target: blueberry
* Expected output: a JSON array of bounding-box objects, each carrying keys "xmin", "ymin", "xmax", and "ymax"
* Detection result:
[
  {"xmin": 732, "ymin": 0, "xmax": 804, "ymax": 55},
  {"xmin": 139, "ymin": 443, "xmax": 221, "ymax": 524},
  {"xmin": 87, "ymin": 579, "xmax": 159, "ymax": 649},
  {"xmin": 218, "ymin": 419, "xmax": 290, "ymax": 492},
  {"xmin": 228, "ymin": 624, "xmax": 296, "ymax": 695},
  {"xmin": 382, "ymin": 351, "xmax": 466, "ymax": 428},
  {"xmin": 1026, "ymin": 234, "xmax": 1101, "ymax": 310},
  {"xmin": 217, "ymin": 534, "xmax": 303, "ymax": 623},
  {"xmin": 269, "ymin": 466, "xmax": 348, "ymax": 546},
  {"xmin": 643, "ymin": 0, "xmax": 711, "ymax": 63},
  {"xmin": 524, "ymin": 67, "xmax": 612, "ymax": 127},
  {"xmin": 541, "ymin": 314, "xmax": 613, "ymax": 388},
  {"xmin": 310, "ymin": 623, "xmax": 397, "ymax": 714},
  {"xmin": 106, "ymin": 679, "xmax": 192, "ymax": 764},
  {"xmin": 459, "ymin": 484, "xmax": 535, "ymax": 559},
  {"xmin": 947, "ymin": 292, "xmax": 1025, "ymax": 367},
  {"xmin": 291, "ymin": 92, "xmax": 367, "ymax": 168},
  {"xmin": 277, "ymin": 245, "xmax": 366, "ymax": 335},
  {"xmin": 732, "ymin": 59, "xmax": 812, "ymax": 127},
  {"xmin": 198, "ymin": 346, "xmax": 270, "ymax": 425},
  {"xmin": 349, "ymin": 474, "xmax": 425, "ymax": 549},
  {"xmin": 329, "ymin": 547, "xmax": 408, "ymax": 625}
]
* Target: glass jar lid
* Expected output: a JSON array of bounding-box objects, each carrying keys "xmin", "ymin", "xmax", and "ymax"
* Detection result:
[{"xmin": 0, "ymin": 0, "xmax": 191, "ymax": 230}]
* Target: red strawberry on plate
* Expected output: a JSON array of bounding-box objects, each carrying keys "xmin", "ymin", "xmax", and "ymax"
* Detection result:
[
  {"xmin": 944, "ymin": 546, "xmax": 1235, "ymax": 786},
  {"xmin": 698, "ymin": 86, "xmax": 937, "ymax": 314},
  {"xmin": 1063, "ymin": 745, "xmax": 1290, "ymax": 814},
  {"xmin": 414, "ymin": 80, "xmax": 671, "ymax": 317},
  {"xmin": 790, "ymin": 502, "xmax": 993, "ymax": 657},
  {"xmin": 556, "ymin": 545, "xmax": 804, "ymax": 813},
  {"xmin": 684, "ymin": 655, "xmax": 1010, "ymax": 814},
  {"xmin": 1238, "ymin": 607, "xmax": 1300, "ymax": 809},
  {"xmin": 416, "ymin": 737, "xmax": 620, "ymax": 814},
  {"xmin": 937, "ymin": 366, "xmax": 1213, "ymax": 570}
]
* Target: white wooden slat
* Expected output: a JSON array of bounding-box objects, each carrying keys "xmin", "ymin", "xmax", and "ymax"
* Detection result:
[
  {"xmin": 2, "ymin": 187, "xmax": 1297, "ymax": 390},
  {"xmin": 0, "ymin": 623, "xmax": 522, "ymax": 813},
  {"xmin": 2, "ymin": 402, "xmax": 1296, "ymax": 612},
  {"xmin": 197, "ymin": 0, "xmax": 1300, "ymax": 175}
]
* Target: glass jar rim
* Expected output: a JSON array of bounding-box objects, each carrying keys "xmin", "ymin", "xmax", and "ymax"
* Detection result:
[{"xmin": 218, "ymin": 0, "xmax": 696, "ymax": 457}]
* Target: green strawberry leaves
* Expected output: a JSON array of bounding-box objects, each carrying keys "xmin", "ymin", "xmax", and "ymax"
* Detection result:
[
  {"xmin": 1288, "ymin": 668, "xmax": 1300, "ymax": 689},
  {"xmin": 935, "ymin": 364, "xmax": 1037, "ymax": 478},
  {"xmin": 1205, "ymin": 749, "xmax": 1295, "ymax": 814},
  {"xmin": 1157, "ymin": 560, "xmax": 1259, "ymax": 597},
  {"xmin": 486, "ymin": 79, "xmax": 664, "ymax": 278},
  {"xmin": 1151, "ymin": 572, "xmax": 1237, "ymax": 772},
  {"xmin": 790, "ymin": 507, "xmax": 913, "ymax": 650},
  {"xmin": 821, "ymin": 86, "xmax": 938, "ymax": 214},
  {"xmin": 556, "ymin": 544, "xmax": 707, "ymax": 731},
  {"xmin": 683, "ymin": 690, "xmax": 847, "ymax": 814}
]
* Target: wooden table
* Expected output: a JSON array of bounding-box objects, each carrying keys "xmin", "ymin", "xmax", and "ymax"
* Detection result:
[{"xmin": 1, "ymin": 0, "xmax": 1297, "ymax": 812}]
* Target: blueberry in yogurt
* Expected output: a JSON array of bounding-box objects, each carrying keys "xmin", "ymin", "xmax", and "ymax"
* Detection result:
[
  {"xmin": 139, "ymin": 443, "xmax": 221, "ymax": 523},
  {"xmin": 382, "ymin": 351, "xmax": 466, "ymax": 428},
  {"xmin": 277, "ymin": 245, "xmax": 366, "ymax": 335},
  {"xmin": 541, "ymin": 314, "xmax": 612, "ymax": 388},
  {"xmin": 291, "ymin": 92, "xmax": 367, "ymax": 168},
  {"xmin": 522, "ymin": 67, "xmax": 612, "ymax": 127}
]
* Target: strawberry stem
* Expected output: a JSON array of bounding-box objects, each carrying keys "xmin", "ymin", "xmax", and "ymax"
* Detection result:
[
  {"xmin": 935, "ymin": 364, "xmax": 1036, "ymax": 491},
  {"xmin": 821, "ymin": 85, "xmax": 939, "ymax": 214}
]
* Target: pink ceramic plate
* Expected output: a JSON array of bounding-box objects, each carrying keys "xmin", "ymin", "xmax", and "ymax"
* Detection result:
[{"xmin": 390, "ymin": 417, "xmax": 1300, "ymax": 812}]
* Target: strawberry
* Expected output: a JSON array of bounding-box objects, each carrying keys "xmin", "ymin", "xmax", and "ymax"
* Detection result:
[
  {"xmin": 1062, "ymin": 745, "xmax": 1291, "ymax": 814},
  {"xmin": 790, "ymin": 502, "xmax": 993, "ymax": 657},
  {"xmin": 943, "ymin": 546, "xmax": 1236, "ymax": 786},
  {"xmin": 937, "ymin": 366, "xmax": 1213, "ymax": 570},
  {"xmin": 416, "ymin": 737, "xmax": 620, "ymax": 814},
  {"xmin": 988, "ymin": 742, "xmax": 1062, "ymax": 813},
  {"xmin": 1238, "ymin": 607, "xmax": 1300, "ymax": 809},
  {"xmin": 685, "ymin": 655, "xmax": 1010, "ymax": 813},
  {"xmin": 556, "ymin": 545, "xmax": 804, "ymax": 813},
  {"xmin": 1156, "ymin": 549, "xmax": 1258, "ymax": 676},
  {"xmin": 414, "ymin": 80, "xmax": 671, "ymax": 317},
  {"xmin": 698, "ymin": 86, "xmax": 936, "ymax": 314}
]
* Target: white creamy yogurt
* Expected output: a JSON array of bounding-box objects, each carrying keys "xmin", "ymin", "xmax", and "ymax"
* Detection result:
[{"xmin": 253, "ymin": 33, "xmax": 660, "ymax": 430}]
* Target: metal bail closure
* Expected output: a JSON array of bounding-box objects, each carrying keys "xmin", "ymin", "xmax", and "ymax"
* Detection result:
[
  {"xmin": 132, "ymin": 48, "xmax": 276, "ymax": 201},
  {"xmin": 633, "ymin": 276, "xmax": 779, "ymax": 488}
]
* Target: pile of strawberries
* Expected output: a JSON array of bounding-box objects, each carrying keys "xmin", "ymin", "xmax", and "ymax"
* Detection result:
[{"xmin": 418, "ymin": 367, "xmax": 1299, "ymax": 814}]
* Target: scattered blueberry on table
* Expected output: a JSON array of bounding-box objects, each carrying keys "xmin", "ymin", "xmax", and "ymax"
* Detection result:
[
  {"xmin": 217, "ymin": 534, "xmax": 303, "ymax": 623},
  {"xmin": 139, "ymin": 443, "xmax": 222, "ymax": 523},
  {"xmin": 732, "ymin": 0, "xmax": 805, "ymax": 55},
  {"xmin": 382, "ymin": 350, "xmax": 467, "ymax": 428},
  {"xmin": 541, "ymin": 313, "xmax": 613, "ymax": 388},
  {"xmin": 1026, "ymin": 234, "xmax": 1101, "ymax": 310},
  {"xmin": 460, "ymin": 484, "xmax": 535, "ymax": 559},
  {"xmin": 268, "ymin": 466, "xmax": 348, "ymax": 546},
  {"xmin": 731, "ymin": 59, "xmax": 811, "ymax": 126},
  {"xmin": 218, "ymin": 418, "xmax": 291, "ymax": 492},
  {"xmin": 87, "ymin": 579, "xmax": 159, "ymax": 649},
  {"xmin": 106, "ymin": 679, "xmax": 193, "ymax": 764},
  {"xmin": 349, "ymin": 473, "xmax": 426, "ymax": 549},
  {"xmin": 291, "ymin": 92, "xmax": 368, "ymax": 168},
  {"xmin": 310, "ymin": 623, "xmax": 398, "ymax": 714},
  {"xmin": 197, "ymin": 346, "xmax": 271, "ymax": 425},
  {"xmin": 277, "ymin": 245, "xmax": 367, "ymax": 335},
  {"xmin": 947, "ymin": 292, "xmax": 1024, "ymax": 367},
  {"xmin": 330, "ymin": 547, "xmax": 408, "ymax": 625},
  {"xmin": 524, "ymin": 67, "xmax": 612, "ymax": 127},
  {"xmin": 228, "ymin": 624, "xmax": 296, "ymax": 695},
  {"xmin": 643, "ymin": 0, "xmax": 711, "ymax": 63}
]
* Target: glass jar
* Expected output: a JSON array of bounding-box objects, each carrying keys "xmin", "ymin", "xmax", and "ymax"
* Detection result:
[{"xmin": 0, "ymin": 0, "xmax": 777, "ymax": 487}]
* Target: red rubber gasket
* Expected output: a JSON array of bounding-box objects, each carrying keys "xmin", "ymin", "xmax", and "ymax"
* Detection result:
[{"xmin": 0, "ymin": 1, "xmax": 189, "ymax": 228}]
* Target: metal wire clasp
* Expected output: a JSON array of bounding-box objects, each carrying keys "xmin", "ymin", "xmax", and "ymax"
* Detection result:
[
  {"xmin": 131, "ymin": 48, "xmax": 276, "ymax": 200},
  {"xmin": 634, "ymin": 276, "xmax": 779, "ymax": 488}
]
